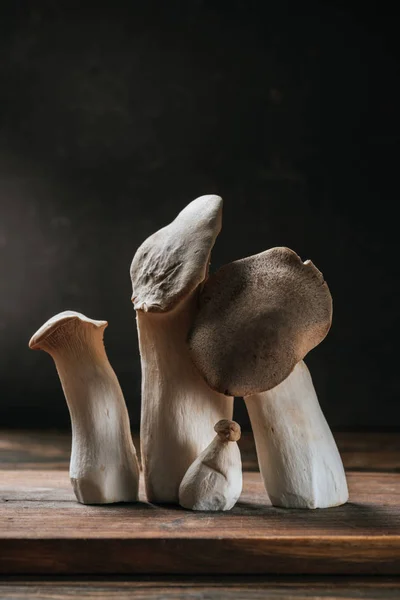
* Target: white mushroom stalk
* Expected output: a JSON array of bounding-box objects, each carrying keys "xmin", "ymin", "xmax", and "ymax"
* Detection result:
[
  {"xmin": 29, "ymin": 311, "xmax": 140, "ymax": 504},
  {"xmin": 245, "ymin": 361, "xmax": 348, "ymax": 508},
  {"xmin": 179, "ymin": 419, "xmax": 243, "ymax": 511},
  {"xmin": 130, "ymin": 195, "xmax": 233, "ymax": 503},
  {"xmin": 189, "ymin": 247, "xmax": 348, "ymax": 509}
]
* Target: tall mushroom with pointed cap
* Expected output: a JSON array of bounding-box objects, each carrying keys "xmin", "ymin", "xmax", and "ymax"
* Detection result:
[
  {"xmin": 130, "ymin": 195, "xmax": 234, "ymax": 503},
  {"xmin": 29, "ymin": 311, "xmax": 140, "ymax": 504},
  {"xmin": 189, "ymin": 247, "xmax": 348, "ymax": 509}
]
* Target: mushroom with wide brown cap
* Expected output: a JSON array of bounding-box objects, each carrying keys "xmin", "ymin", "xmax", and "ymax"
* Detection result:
[
  {"xmin": 29, "ymin": 311, "xmax": 140, "ymax": 504},
  {"xmin": 130, "ymin": 195, "xmax": 233, "ymax": 503},
  {"xmin": 188, "ymin": 247, "xmax": 348, "ymax": 509}
]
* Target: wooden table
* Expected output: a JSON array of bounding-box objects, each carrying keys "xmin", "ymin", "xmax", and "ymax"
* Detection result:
[{"xmin": 0, "ymin": 430, "xmax": 399, "ymax": 598}]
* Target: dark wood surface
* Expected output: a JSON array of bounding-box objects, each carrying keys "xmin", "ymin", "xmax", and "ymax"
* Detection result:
[
  {"xmin": 1, "ymin": 430, "xmax": 400, "ymax": 578},
  {"xmin": 0, "ymin": 577, "xmax": 400, "ymax": 599},
  {"xmin": 2, "ymin": 430, "xmax": 400, "ymax": 471}
]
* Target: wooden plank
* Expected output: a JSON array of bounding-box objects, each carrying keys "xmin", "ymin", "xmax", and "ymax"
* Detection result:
[
  {"xmin": 0, "ymin": 431, "xmax": 71, "ymax": 470},
  {"xmin": 334, "ymin": 432, "xmax": 400, "ymax": 473},
  {"xmin": 1, "ymin": 470, "xmax": 400, "ymax": 575},
  {"xmin": 1, "ymin": 431, "xmax": 400, "ymax": 472},
  {"xmin": 1, "ymin": 577, "xmax": 400, "ymax": 599}
]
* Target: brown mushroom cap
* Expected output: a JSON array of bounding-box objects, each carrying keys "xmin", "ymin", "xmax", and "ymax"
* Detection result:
[
  {"xmin": 130, "ymin": 195, "xmax": 222, "ymax": 313},
  {"xmin": 188, "ymin": 247, "xmax": 332, "ymax": 396},
  {"xmin": 214, "ymin": 419, "xmax": 241, "ymax": 442},
  {"xmin": 29, "ymin": 311, "xmax": 107, "ymax": 350}
]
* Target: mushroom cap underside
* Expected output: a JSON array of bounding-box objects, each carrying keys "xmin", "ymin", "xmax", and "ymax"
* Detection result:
[
  {"xmin": 29, "ymin": 311, "xmax": 107, "ymax": 349},
  {"xmin": 188, "ymin": 247, "xmax": 332, "ymax": 396},
  {"xmin": 130, "ymin": 194, "xmax": 223, "ymax": 313}
]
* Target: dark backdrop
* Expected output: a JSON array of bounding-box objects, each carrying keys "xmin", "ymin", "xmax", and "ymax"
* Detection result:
[{"xmin": 0, "ymin": 1, "xmax": 398, "ymax": 430}]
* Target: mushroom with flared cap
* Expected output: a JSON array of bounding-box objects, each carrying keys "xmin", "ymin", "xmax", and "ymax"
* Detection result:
[
  {"xmin": 179, "ymin": 419, "xmax": 243, "ymax": 511},
  {"xmin": 188, "ymin": 247, "xmax": 348, "ymax": 509},
  {"xmin": 29, "ymin": 311, "xmax": 140, "ymax": 504},
  {"xmin": 130, "ymin": 195, "xmax": 233, "ymax": 504}
]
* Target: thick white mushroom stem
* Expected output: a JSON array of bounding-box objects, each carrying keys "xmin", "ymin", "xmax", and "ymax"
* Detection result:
[
  {"xmin": 131, "ymin": 194, "xmax": 233, "ymax": 503},
  {"xmin": 138, "ymin": 292, "xmax": 233, "ymax": 503},
  {"xmin": 29, "ymin": 311, "xmax": 140, "ymax": 504},
  {"xmin": 245, "ymin": 361, "xmax": 348, "ymax": 509},
  {"xmin": 179, "ymin": 419, "xmax": 242, "ymax": 511}
]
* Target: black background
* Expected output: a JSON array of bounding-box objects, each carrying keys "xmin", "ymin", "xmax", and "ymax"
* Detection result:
[{"xmin": 0, "ymin": 0, "xmax": 398, "ymax": 430}]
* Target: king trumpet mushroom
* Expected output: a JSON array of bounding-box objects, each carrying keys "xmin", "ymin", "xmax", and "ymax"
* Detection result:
[
  {"xmin": 29, "ymin": 311, "xmax": 140, "ymax": 504},
  {"xmin": 179, "ymin": 419, "xmax": 242, "ymax": 511},
  {"xmin": 189, "ymin": 247, "xmax": 348, "ymax": 509},
  {"xmin": 130, "ymin": 195, "xmax": 233, "ymax": 503}
]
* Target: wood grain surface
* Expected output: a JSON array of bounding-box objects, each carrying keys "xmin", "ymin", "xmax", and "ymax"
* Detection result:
[
  {"xmin": 1, "ymin": 430, "xmax": 400, "ymax": 579},
  {"xmin": 1, "ymin": 468, "xmax": 400, "ymax": 575},
  {"xmin": 1, "ymin": 577, "xmax": 400, "ymax": 599},
  {"xmin": 1, "ymin": 430, "xmax": 400, "ymax": 471}
]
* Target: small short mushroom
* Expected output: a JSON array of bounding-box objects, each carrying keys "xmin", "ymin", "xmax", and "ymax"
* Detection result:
[
  {"xmin": 179, "ymin": 419, "xmax": 243, "ymax": 511},
  {"xmin": 188, "ymin": 247, "xmax": 348, "ymax": 509},
  {"xmin": 29, "ymin": 311, "xmax": 140, "ymax": 504},
  {"xmin": 130, "ymin": 195, "xmax": 233, "ymax": 503}
]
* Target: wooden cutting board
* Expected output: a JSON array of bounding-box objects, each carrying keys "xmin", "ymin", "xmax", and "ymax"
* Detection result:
[{"xmin": 1, "ymin": 468, "xmax": 399, "ymax": 575}]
